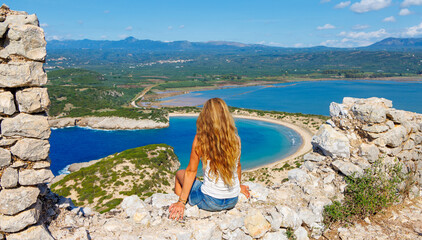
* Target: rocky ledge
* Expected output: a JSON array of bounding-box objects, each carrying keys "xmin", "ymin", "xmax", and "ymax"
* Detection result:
[
  {"xmin": 41, "ymin": 97, "xmax": 421, "ymax": 240},
  {"xmin": 48, "ymin": 116, "xmax": 169, "ymax": 130}
]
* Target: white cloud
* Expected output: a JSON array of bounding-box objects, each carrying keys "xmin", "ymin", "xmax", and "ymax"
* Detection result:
[
  {"xmin": 119, "ymin": 34, "xmax": 128, "ymax": 39},
  {"xmin": 294, "ymin": 43, "xmax": 304, "ymax": 47},
  {"xmin": 40, "ymin": 23, "xmax": 48, "ymax": 27},
  {"xmin": 353, "ymin": 24, "xmax": 370, "ymax": 30},
  {"xmin": 401, "ymin": 0, "xmax": 422, "ymax": 7},
  {"xmin": 125, "ymin": 26, "xmax": 133, "ymax": 31},
  {"xmin": 101, "ymin": 35, "xmax": 107, "ymax": 39},
  {"xmin": 404, "ymin": 22, "xmax": 422, "ymax": 36},
  {"xmin": 179, "ymin": 25, "xmax": 185, "ymax": 29},
  {"xmin": 335, "ymin": 1, "xmax": 351, "ymax": 8},
  {"xmin": 317, "ymin": 24, "xmax": 336, "ymax": 30},
  {"xmin": 399, "ymin": 8, "xmax": 413, "ymax": 15},
  {"xmin": 46, "ymin": 35, "xmax": 63, "ymax": 41},
  {"xmin": 383, "ymin": 16, "xmax": 396, "ymax": 22},
  {"xmin": 77, "ymin": 20, "xmax": 83, "ymax": 25},
  {"xmin": 350, "ymin": 0, "xmax": 392, "ymax": 13},
  {"xmin": 104, "ymin": 10, "xmax": 110, "ymax": 14},
  {"xmin": 339, "ymin": 28, "xmax": 388, "ymax": 39},
  {"xmin": 168, "ymin": 26, "xmax": 173, "ymax": 30}
]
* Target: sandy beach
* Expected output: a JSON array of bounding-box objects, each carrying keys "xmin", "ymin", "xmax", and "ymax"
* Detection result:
[{"xmin": 168, "ymin": 113, "xmax": 313, "ymax": 172}]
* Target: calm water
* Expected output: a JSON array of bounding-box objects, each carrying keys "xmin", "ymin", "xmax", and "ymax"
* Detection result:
[
  {"xmin": 50, "ymin": 117, "xmax": 301, "ymax": 175},
  {"xmin": 161, "ymin": 80, "xmax": 422, "ymax": 115}
]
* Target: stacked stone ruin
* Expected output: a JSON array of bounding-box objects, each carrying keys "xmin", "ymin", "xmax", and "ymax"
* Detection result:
[{"xmin": 0, "ymin": 5, "xmax": 55, "ymax": 240}]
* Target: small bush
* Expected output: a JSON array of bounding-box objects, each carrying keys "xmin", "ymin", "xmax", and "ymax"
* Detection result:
[{"xmin": 323, "ymin": 160, "xmax": 407, "ymax": 225}]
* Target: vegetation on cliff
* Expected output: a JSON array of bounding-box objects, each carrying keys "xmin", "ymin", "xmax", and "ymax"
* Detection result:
[{"xmin": 51, "ymin": 144, "xmax": 180, "ymax": 213}]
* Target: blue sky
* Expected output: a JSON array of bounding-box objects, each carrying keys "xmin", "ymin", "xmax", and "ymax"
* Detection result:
[{"xmin": 4, "ymin": 0, "xmax": 422, "ymax": 47}]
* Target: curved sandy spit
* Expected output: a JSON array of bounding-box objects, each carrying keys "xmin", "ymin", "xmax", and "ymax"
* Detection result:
[{"xmin": 169, "ymin": 113, "xmax": 313, "ymax": 172}]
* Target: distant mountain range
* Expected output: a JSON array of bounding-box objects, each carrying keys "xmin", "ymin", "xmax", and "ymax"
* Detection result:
[{"xmin": 47, "ymin": 37, "xmax": 422, "ymax": 52}]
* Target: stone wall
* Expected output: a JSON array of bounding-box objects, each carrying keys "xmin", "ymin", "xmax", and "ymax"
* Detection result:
[{"xmin": 0, "ymin": 5, "xmax": 54, "ymax": 240}]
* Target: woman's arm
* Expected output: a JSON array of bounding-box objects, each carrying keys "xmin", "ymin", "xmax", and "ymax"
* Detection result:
[{"xmin": 169, "ymin": 135, "xmax": 200, "ymax": 220}]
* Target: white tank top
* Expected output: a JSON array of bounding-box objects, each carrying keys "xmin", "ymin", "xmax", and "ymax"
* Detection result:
[{"xmin": 200, "ymin": 141, "xmax": 241, "ymax": 199}]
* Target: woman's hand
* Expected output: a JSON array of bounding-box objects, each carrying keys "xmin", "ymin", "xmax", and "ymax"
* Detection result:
[
  {"xmin": 240, "ymin": 184, "xmax": 250, "ymax": 199},
  {"xmin": 169, "ymin": 202, "xmax": 185, "ymax": 220}
]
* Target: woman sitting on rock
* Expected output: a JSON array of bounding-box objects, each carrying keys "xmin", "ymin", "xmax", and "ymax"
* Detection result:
[{"xmin": 169, "ymin": 98, "xmax": 250, "ymax": 220}]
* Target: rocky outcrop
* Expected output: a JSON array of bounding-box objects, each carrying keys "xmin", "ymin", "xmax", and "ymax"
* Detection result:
[
  {"xmin": 48, "ymin": 116, "xmax": 169, "ymax": 130},
  {"xmin": 0, "ymin": 5, "xmax": 54, "ymax": 239}
]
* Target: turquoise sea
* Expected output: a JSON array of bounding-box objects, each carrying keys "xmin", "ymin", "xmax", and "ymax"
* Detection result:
[
  {"xmin": 50, "ymin": 117, "xmax": 302, "ymax": 175},
  {"xmin": 161, "ymin": 80, "xmax": 422, "ymax": 115}
]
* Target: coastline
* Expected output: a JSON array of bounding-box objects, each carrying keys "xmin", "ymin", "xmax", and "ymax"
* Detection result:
[{"xmin": 168, "ymin": 113, "xmax": 313, "ymax": 172}]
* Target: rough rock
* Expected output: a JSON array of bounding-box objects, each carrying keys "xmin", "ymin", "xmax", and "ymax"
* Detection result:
[
  {"xmin": 332, "ymin": 160, "xmax": 364, "ymax": 177},
  {"xmin": 6, "ymin": 224, "xmax": 54, "ymax": 240},
  {"xmin": 147, "ymin": 193, "xmax": 179, "ymax": 208},
  {"xmin": 0, "ymin": 201, "xmax": 41, "ymax": 233},
  {"xmin": 303, "ymin": 152, "xmax": 325, "ymax": 162},
  {"xmin": 244, "ymin": 182, "xmax": 269, "ymax": 201},
  {"xmin": 378, "ymin": 126, "xmax": 408, "ymax": 148},
  {"xmin": 288, "ymin": 169, "xmax": 310, "ymax": 186},
  {"xmin": 0, "ymin": 90, "xmax": 16, "ymax": 115},
  {"xmin": 244, "ymin": 209, "xmax": 271, "ymax": 238},
  {"xmin": 294, "ymin": 227, "xmax": 309, "ymax": 240},
  {"xmin": 10, "ymin": 138, "xmax": 50, "ymax": 161},
  {"xmin": 1, "ymin": 167, "xmax": 18, "ymax": 188},
  {"xmin": 0, "ymin": 62, "xmax": 47, "ymax": 88},
  {"xmin": 0, "ymin": 186, "xmax": 40, "ymax": 215},
  {"xmin": 4, "ymin": 14, "xmax": 39, "ymax": 26},
  {"xmin": 19, "ymin": 169, "xmax": 54, "ymax": 186},
  {"xmin": 15, "ymin": 87, "xmax": 50, "ymax": 113},
  {"xmin": 120, "ymin": 195, "xmax": 147, "ymax": 218},
  {"xmin": 68, "ymin": 159, "xmax": 100, "ymax": 172},
  {"xmin": 359, "ymin": 143, "xmax": 380, "ymax": 163},
  {"xmin": 32, "ymin": 161, "xmax": 51, "ymax": 169},
  {"xmin": 0, "ymin": 147, "xmax": 12, "ymax": 167},
  {"xmin": 192, "ymin": 221, "xmax": 217, "ymax": 240},
  {"xmin": 330, "ymin": 102, "xmax": 348, "ymax": 118},
  {"xmin": 2, "ymin": 24, "xmax": 46, "ymax": 61},
  {"xmin": 351, "ymin": 102, "xmax": 387, "ymax": 124},
  {"xmin": 276, "ymin": 205, "xmax": 302, "ymax": 230},
  {"xmin": 262, "ymin": 230, "xmax": 288, "ymax": 240},
  {"xmin": 0, "ymin": 137, "xmax": 18, "ymax": 147},
  {"xmin": 312, "ymin": 124, "xmax": 350, "ymax": 158},
  {"xmin": 1, "ymin": 113, "xmax": 50, "ymax": 139}
]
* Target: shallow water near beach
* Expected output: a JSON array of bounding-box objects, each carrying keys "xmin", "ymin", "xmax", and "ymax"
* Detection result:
[
  {"xmin": 161, "ymin": 80, "xmax": 422, "ymax": 115},
  {"xmin": 50, "ymin": 117, "xmax": 302, "ymax": 175}
]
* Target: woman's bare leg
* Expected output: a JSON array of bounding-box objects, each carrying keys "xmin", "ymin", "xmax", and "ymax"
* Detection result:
[{"xmin": 174, "ymin": 169, "xmax": 185, "ymax": 196}]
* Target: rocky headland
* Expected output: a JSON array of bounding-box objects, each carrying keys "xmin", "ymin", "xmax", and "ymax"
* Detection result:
[{"xmin": 48, "ymin": 116, "xmax": 169, "ymax": 130}]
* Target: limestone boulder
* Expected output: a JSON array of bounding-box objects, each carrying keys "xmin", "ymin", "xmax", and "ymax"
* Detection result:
[
  {"xmin": 288, "ymin": 169, "xmax": 311, "ymax": 186},
  {"xmin": 276, "ymin": 205, "xmax": 302, "ymax": 230},
  {"xmin": 224, "ymin": 228, "xmax": 252, "ymax": 240},
  {"xmin": 19, "ymin": 169, "xmax": 54, "ymax": 186},
  {"xmin": 311, "ymin": 124, "xmax": 350, "ymax": 158},
  {"xmin": 6, "ymin": 224, "xmax": 54, "ymax": 240},
  {"xmin": 15, "ymin": 87, "xmax": 50, "ymax": 113},
  {"xmin": 192, "ymin": 221, "xmax": 217, "ymax": 240},
  {"xmin": 0, "ymin": 201, "xmax": 41, "ymax": 233},
  {"xmin": 303, "ymin": 152, "xmax": 326, "ymax": 162},
  {"xmin": 2, "ymin": 24, "xmax": 46, "ymax": 61},
  {"xmin": 1, "ymin": 167, "xmax": 18, "ymax": 188},
  {"xmin": 146, "ymin": 193, "xmax": 178, "ymax": 209},
  {"xmin": 351, "ymin": 103, "xmax": 386, "ymax": 124},
  {"xmin": 359, "ymin": 143, "xmax": 380, "ymax": 163},
  {"xmin": 1, "ymin": 113, "xmax": 50, "ymax": 139},
  {"xmin": 262, "ymin": 230, "xmax": 288, "ymax": 240},
  {"xmin": 362, "ymin": 124, "xmax": 389, "ymax": 133},
  {"xmin": 343, "ymin": 97, "xmax": 392, "ymax": 108},
  {"xmin": 243, "ymin": 182, "xmax": 269, "ymax": 202},
  {"xmin": 32, "ymin": 161, "xmax": 51, "ymax": 169},
  {"xmin": 120, "ymin": 195, "xmax": 147, "ymax": 218},
  {"xmin": 0, "ymin": 21, "xmax": 7, "ymax": 37},
  {"xmin": 332, "ymin": 160, "xmax": 364, "ymax": 177},
  {"xmin": 0, "ymin": 91, "xmax": 16, "ymax": 115},
  {"xmin": 330, "ymin": 102, "xmax": 348, "ymax": 118},
  {"xmin": 387, "ymin": 109, "xmax": 413, "ymax": 124},
  {"xmin": 294, "ymin": 227, "xmax": 309, "ymax": 240},
  {"xmin": 0, "ymin": 186, "xmax": 40, "ymax": 215},
  {"xmin": 0, "ymin": 137, "xmax": 17, "ymax": 147},
  {"xmin": 244, "ymin": 209, "xmax": 271, "ymax": 238},
  {"xmin": 0, "ymin": 148, "xmax": 11, "ymax": 167},
  {"xmin": 10, "ymin": 138, "xmax": 50, "ymax": 161},
  {"xmin": 5, "ymin": 14, "xmax": 39, "ymax": 26},
  {"xmin": 377, "ymin": 126, "xmax": 408, "ymax": 148},
  {"xmin": 0, "ymin": 62, "xmax": 47, "ymax": 88}
]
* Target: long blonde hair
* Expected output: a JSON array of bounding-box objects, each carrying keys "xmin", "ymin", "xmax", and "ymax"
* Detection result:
[{"xmin": 195, "ymin": 98, "xmax": 240, "ymax": 186}]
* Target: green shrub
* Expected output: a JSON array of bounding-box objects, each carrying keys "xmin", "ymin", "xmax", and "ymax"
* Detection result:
[{"xmin": 323, "ymin": 160, "xmax": 407, "ymax": 225}]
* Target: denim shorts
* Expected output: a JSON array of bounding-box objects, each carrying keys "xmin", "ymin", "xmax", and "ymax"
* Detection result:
[{"xmin": 188, "ymin": 179, "xmax": 238, "ymax": 212}]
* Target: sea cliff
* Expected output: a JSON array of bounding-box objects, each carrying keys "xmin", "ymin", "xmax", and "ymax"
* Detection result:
[{"xmin": 48, "ymin": 116, "xmax": 169, "ymax": 130}]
